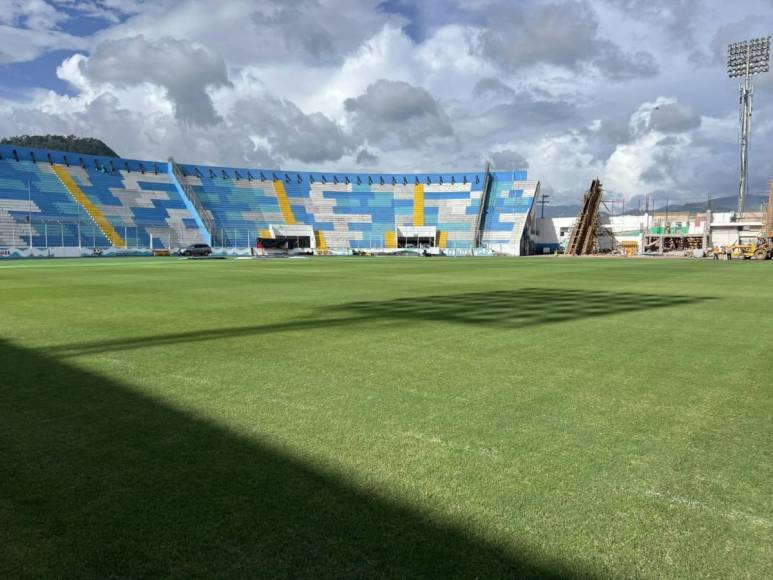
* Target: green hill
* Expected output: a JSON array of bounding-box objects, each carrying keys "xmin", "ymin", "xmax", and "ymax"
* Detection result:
[{"xmin": 0, "ymin": 135, "xmax": 118, "ymax": 157}]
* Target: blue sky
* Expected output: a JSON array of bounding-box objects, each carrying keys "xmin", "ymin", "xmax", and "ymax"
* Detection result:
[{"xmin": 0, "ymin": 0, "xmax": 772, "ymax": 204}]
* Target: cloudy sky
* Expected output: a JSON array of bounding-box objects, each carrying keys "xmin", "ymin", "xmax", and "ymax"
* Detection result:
[{"xmin": 1, "ymin": 0, "xmax": 772, "ymax": 204}]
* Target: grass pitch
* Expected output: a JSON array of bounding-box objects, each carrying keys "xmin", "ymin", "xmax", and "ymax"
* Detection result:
[{"xmin": 1, "ymin": 256, "xmax": 771, "ymax": 578}]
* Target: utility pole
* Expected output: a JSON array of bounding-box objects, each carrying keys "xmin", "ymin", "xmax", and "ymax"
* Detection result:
[
  {"xmin": 540, "ymin": 193, "xmax": 551, "ymax": 219},
  {"xmin": 704, "ymin": 192, "xmax": 713, "ymax": 250},
  {"xmin": 606, "ymin": 199, "xmax": 624, "ymax": 216}
]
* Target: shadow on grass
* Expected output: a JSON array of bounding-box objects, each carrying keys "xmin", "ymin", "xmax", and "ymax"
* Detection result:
[
  {"xmin": 337, "ymin": 288, "xmax": 712, "ymax": 329},
  {"xmin": 0, "ymin": 339, "xmax": 591, "ymax": 578},
  {"xmin": 49, "ymin": 288, "xmax": 713, "ymax": 358}
]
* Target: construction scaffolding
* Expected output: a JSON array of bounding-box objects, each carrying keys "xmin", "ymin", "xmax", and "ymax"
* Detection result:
[
  {"xmin": 644, "ymin": 235, "xmax": 705, "ymax": 254},
  {"xmin": 564, "ymin": 179, "xmax": 604, "ymax": 255}
]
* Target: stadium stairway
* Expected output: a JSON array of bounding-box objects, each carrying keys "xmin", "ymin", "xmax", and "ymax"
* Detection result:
[
  {"xmin": 52, "ymin": 165, "xmax": 125, "ymax": 247},
  {"xmin": 314, "ymin": 230, "xmax": 328, "ymax": 251},
  {"xmin": 168, "ymin": 161, "xmax": 213, "ymax": 245},
  {"xmin": 384, "ymin": 230, "xmax": 397, "ymax": 248},
  {"xmin": 273, "ymin": 180, "xmax": 296, "ymax": 225},
  {"xmin": 474, "ymin": 167, "xmax": 493, "ymax": 247},
  {"xmin": 413, "ymin": 184, "xmax": 424, "ymax": 226}
]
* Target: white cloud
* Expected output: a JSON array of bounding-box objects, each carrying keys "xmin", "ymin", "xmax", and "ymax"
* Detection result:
[
  {"xmin": 0, "ymin": 0, "xmax": 68, "ymax": 30},
  {"xmin": 486, "ymin": 148, "xmax": 529, "ymax": 170},
  {"xmin": 344, "ymin": 79, "xmax": 454, "ymax": 148},
  {"xmin": 2, "ymin": 0, "xmax": 773, "ymax": 205},
  {"xmin": 602, "ymin": 98, "xmax": 742, "ymax": 199},
  {"xmin": 528, "ymin": 132, "xmax": 603, "ymax": 200},
  {"xmin": 82, "ymin": 35, "xmax": 231, "ymax": 125},
  {"xmin": 0, "ymin": 24, "xmax": 87, "ymax": 63},
  {"xmin": 93, "ymin": 0, "xmax": 396, "ymax": 66},
  {"xmin": 474, "ymin": 0, "xmax": 658, "ymax": 80}
]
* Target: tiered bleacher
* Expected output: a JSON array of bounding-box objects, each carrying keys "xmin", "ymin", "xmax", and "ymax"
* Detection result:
[
  {"xmin": 0, "ymin": 156, "xmax": 109, "ymax": 248},
  {"xmin": 179, "ymin": 165, "xmax": 501, "ymax": 250},
  {"xmin": 0, "ymin": 144, "xmax": 538, "ymax": 256},
  {"xmin": 54, "ymin": 161, "xmax": 201, "ymax": 249},
  {"xmin": 480, "ymin": 171, "xmax": 540, "ymax": 253},
  {"xmin": 177, "ymin": 165, "xmax": 285, "ymax": 248}
]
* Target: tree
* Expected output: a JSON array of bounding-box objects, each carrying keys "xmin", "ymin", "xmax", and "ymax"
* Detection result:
[{"xmin": 0, "ymin": 135, "xmax": 119, "ymax": 157}]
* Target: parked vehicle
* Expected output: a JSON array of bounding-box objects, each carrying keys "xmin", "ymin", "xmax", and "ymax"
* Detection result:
[
  {"xmin": 730, "ymin": 240, "xmax": 773, "ymax": 260},
  {"xmin": 179, "ymin": 243, "xmax": 212, "ymax": 257}
]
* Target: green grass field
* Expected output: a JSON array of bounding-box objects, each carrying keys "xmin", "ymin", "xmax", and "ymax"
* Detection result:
[{"xmin": 1, "ymin": 256, "xmax": 771, "ymax": 578}]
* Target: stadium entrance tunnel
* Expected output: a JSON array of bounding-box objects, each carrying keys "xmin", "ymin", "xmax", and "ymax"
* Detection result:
[
  {"xmin": 44, "ymin": 288, "xmax": 713, "ymax": 359},
  {"xmin": 258, "ymin": 235, "xmax": 311, "ymax": 250},
  {"xmin": 398, "ymin": 235, "xmax": 435, "ymax": 248},
  {"xmin": 0, "ymin": 338, "xmax": 590, "ymax": 578}
]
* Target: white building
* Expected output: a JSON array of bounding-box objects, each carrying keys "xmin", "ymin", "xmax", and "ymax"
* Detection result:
[{"xmin": 532, "ymin": 211, "xmax": 766, "ymax": 254}]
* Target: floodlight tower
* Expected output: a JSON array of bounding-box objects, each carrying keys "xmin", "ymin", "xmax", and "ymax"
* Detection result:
[{"xmin": 727, "ymin": 37, "xmax": 770, "ymax": 216}]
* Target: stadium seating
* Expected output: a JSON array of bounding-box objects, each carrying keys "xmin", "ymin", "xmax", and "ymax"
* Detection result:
[
  {"xmin": 481, "ymin": 173, "xmax": 540, "ymax": 252},
  {"xmin": 178, "ymin": 170, "xmax": 285, "ymax": 248},
  {"xmin": 0, "ymin": 157, "xmax": 109, "ymax": 248},
  {"xmin": 178, "ymin": 166, "xmax": 493, "ymax": 250},
  {"xmin": 0, "ymin": 145, "xmax": 537, "ymax": 253},
  {"xmin": 52, "ymin": 163, "xmax": 201, "ymax": 249}
]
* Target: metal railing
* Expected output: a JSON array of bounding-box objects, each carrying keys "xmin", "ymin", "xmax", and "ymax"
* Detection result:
[
  {"xmin": 170, "ymin": 159, "xmax": 215, "ymax": 241},
  {"xmin": 474, "ymin": 163, "xmax": 492, "ymax": 247},
  {"xmin": 0, "ymin": 216, "xmax": 199, "ymax": 251},
  {"xmin": 1, "ymin": 217, "xmax": 526, "ymax": 257},
  {"xmin": 211, "ymin": 228, "xmax": 519, "ymax": 255}
]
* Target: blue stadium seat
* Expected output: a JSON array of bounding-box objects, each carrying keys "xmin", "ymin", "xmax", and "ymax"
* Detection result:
[
  {"xmin": 0, "ymin": 158, "xmax": 108, "ymax": 248},
  {"xmin": 0, "ymin": 145, "xmax": 535, "ymax": 253}
]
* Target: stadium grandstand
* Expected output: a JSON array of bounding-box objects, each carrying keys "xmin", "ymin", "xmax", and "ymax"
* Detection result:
[{"xmin": 0, "ymin": 144, "xmax": 539, "ymax": 258}]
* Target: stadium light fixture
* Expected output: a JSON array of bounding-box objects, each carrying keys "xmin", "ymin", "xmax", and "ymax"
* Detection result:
[{"xmin": 727, "ymin": 36, "xmax": 770, "ymax": 216}]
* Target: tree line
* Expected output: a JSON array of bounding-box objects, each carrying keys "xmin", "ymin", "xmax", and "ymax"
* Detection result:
[{"xmin": 0, "ymin": 135, "xmax": 118, "ymax": 157}]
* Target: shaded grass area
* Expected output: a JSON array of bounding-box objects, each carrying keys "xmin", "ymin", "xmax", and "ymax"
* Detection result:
[
  {"xmin": 0, "ymin": 339, "xmax": 572, "ymax": 579},
  {"xmin": 1, "ymin": 257, "xmax": 772, "ymax": 578}
]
